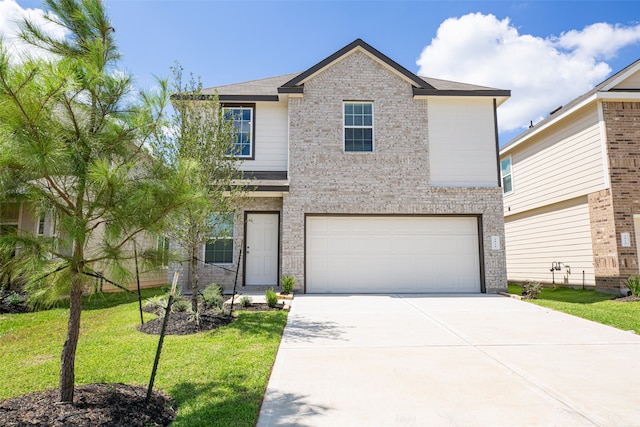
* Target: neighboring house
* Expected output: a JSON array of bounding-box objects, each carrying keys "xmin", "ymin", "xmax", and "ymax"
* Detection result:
[
  {"xmin": 175, "ymin": 39, "xmax": 510, "ymax": 294},
  {"xmin": 0, "ymin": 201, "xmax": 167, "ymax": 292},
  {"xmin": 500, "ymin": 58, "xmax": 640, "ymax": 295}
]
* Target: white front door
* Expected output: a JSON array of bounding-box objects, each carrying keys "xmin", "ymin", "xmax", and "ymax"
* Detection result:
[{"xmin": 246, "ymin": 213, "xmax": 279, "ymax": 286}]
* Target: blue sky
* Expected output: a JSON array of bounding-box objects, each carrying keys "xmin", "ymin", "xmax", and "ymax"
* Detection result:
[{"xmin": 3, "ymin": 0, "xmax": 640, "ymax": 143}]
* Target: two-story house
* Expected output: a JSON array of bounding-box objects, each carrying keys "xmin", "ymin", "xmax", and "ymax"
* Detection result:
[
  {"xmin": 500, "ymin": 58, "xmax": 640, "ymax": 295},
  {"xmin": 181, "ymin": 39, "xmax": 510, "ymax": 294}
]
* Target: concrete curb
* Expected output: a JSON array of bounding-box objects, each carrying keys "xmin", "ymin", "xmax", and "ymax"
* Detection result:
[{"xmin": 498, "ymin": 291, "xmax": 523, "ymax": 300}]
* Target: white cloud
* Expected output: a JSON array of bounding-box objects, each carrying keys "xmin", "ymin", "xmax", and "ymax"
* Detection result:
[
  {"xmin": 0, "ymin": 0, "xmax": 67, "ymax": 63},
  {"xmin": 416, "ymin": 13, "xmax": 640, "ymax": 136}
]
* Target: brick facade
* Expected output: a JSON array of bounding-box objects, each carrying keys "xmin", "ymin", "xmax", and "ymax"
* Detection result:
[
  {"xmin": 590, "ymin": 101, "xmax": 640, "ymax": 293},
  {"xmin": 281, "ymin": 51, "xmax": 507, "ymax": 293}
]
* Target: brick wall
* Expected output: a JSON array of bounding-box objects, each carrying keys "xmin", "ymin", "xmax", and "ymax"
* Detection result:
[
  {"xmin": 594, "ymin": 101, "xmax": 640, "ymax": 293},
  {"xmin": 282, "ymin": 51, "xmax": 507, "ymax": 292}
]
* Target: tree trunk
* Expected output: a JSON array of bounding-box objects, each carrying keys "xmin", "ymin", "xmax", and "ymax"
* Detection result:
[
  {"xmin": 191, "ymin": 247, "xmax": 199, "ymax": 312},
  {"xmin": 58, "ymin": 265, "xmax": 83, "ymax": 402}
]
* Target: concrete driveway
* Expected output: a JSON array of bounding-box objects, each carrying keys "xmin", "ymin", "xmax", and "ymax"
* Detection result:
[{"xmin": 257, "ymin": 294, "xmax": 640, "ymax": 426}]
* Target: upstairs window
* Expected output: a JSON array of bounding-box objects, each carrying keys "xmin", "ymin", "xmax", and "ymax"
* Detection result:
[
  {"xmin": 224, "ymin": 106, "xmax": 254, "ymax": 158},
  {"xmin": 344, "ymin": 102, "xmax": 373, "ymax": 152},
  {"xmin": 501, "ymin": 156, "xmax": 513, "ymax": 194},
  {"xmin": 204, "ymin": 213, "xmax": 234, "ymax": 264}
]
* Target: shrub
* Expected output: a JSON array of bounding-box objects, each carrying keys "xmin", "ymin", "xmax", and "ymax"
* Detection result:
[
  {"xmin": 171, "ymin": 297, "xmax": 191, "ymax": 312},
  {"xmin": 9, "ymin": 293, "xmax": 21, "ymax": 306},
  {"xmin": 265, "ymin": 288, "xmax": 278, "ymax": 308},
  {"xmin": 280, "ymin": 275, "xmax": 296, "ymax": 294},
  {"xmin": 624, "ymin": 275, "xmax": 640, "ymax": 296},
  {"xmin": 144, "ymin": 295, "xmax": 168, "ymax": 311},
  {"xmin": 202, "ymin": 284, "xmax": 224, "ymax": 309},
  {"xmin": 522, "ymin": 281, "xmax": 543, "ymax": 299},
  {"xmin": 239, "ymin": 295, "xmax": 253, "ymax": 307}
]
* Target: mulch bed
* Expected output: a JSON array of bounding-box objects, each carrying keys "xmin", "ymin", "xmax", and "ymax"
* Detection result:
[
  {"xmin": 138, "ymin": 302, "xmax": 284, "ymax": 335},
  {"xmin": 0, "ymin": 383, "xmax": 175, "ymax": 427}
]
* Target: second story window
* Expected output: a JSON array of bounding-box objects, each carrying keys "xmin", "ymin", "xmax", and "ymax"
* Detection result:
[
  {"xmin": 344, "ymin": 102, "xmax": 373, "ymax": 152},
  {"xmin": 501, "ymin": 156, "xmax": 513, "ymax": 194},
  {"xmin": 224, "ymin": 105, "xmax": 254, "ymax": 158}
]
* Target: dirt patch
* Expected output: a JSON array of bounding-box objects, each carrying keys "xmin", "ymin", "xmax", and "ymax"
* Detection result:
[
  {"xmin": 0, "ymin": 383, "xmax": 175, "ymax": 427},
  {"xmin": 615, "ymin": 295, "xmax": 640, "ymax": 302}
]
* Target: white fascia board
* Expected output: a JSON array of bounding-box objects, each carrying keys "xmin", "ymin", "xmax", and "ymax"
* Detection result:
[
  {"xmin": 415, "ymin": 94, "xmax": 509, "ymax": 106},
  {"xmin": 596, "ymin": 91, "xmax": 640, "ymax": 101}
]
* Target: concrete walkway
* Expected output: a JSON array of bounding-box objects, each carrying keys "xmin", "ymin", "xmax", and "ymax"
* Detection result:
[{"xmin": 257, "ymin": 294, "xmax": 640, "ymax": 426}]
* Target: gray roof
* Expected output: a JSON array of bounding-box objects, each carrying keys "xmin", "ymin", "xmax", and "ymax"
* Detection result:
[
  {"xmin": 201, "ymin": 39, "xmax": 509, "ymax": 102},
  {"xmin": 201, "ymin": 73, "xmax": 299, "ymax": 98},
  {"xmin": 419, "ymin": 76, "xmax": 502, "ymax": 92}
]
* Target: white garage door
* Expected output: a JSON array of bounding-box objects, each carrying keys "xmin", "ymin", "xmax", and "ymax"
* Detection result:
[{"xmin": 306, "ymin": 216, "xmax": 481, "ymax": 293}]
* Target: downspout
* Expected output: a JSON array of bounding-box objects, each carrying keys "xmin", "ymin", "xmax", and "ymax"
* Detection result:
[{"xmin": 493, "ymin": 98, "xmax": 501, "ymax": 188}]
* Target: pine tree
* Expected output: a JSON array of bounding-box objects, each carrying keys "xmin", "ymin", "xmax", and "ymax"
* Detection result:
[{"xmin": 0, "ymin": 0, "xmax": 190, "ymax": 402}]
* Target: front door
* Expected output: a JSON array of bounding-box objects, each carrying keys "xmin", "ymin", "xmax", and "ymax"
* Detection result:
[{"xmin": 245, "ymin": 212, "xmax": 279, "ymax": 286}]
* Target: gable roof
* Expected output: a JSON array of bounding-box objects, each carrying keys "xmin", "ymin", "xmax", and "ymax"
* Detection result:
[
  {"xmin": 501, "ymin": 58, "xmax": 640, "ymax": 154},
  {"xmin": 200, "ymin": 39, "xmax": 510, "ymax": 102},
  {"xmin": 278, "ymin": 38, "xmax": 434, "ymax": 93}
]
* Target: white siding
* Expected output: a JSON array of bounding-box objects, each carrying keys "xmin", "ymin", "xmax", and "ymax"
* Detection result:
[
  {"xmin": 428, "ymin": 98, "xmax": 498, "ymax": 187},
  {"xmin": 504, "ymin": 197, "xmax": 595, "ymax": 286},
  {"xmin": 503, "ymin": 104, "xmax": 606, "ymax": 216},
  {"xmin": 239, "ymin": 101, "xmax": 288, "ymax": 172},
  {"xmin": 612, "ymin": 69, "xmax": 640, "ymax": 89}
]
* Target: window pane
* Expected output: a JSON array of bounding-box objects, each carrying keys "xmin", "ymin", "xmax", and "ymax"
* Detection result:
[
  {"xmin": 344, "ymin": 102, "xmax": 373, "ymax": 152},
  {"xmin": 503, "ymin": 176, "xmax": 512, "ymax": 193},
  {"xmin": 501, "ymin": 158, "xmax": 511, "ymax": 175},
  {"xmin": 345, "ymin": 103, "xmax": 353, "ymax": 115},
  {"xmin": 205, "ymin": 239, "xmax": 233, "ymax": 264},
  {"xmin": 224, "ymin": 107, "xmax": 252, "ymax": 157}
]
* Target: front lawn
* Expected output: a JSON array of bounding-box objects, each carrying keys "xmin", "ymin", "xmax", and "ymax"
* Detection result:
[
  {"xmin": 508, "ymin": 284, "xmax": 640, "ymax": 333},
  {"xmin": 0, "ymin": 289, "xmax": 288, "ymax": 426}
]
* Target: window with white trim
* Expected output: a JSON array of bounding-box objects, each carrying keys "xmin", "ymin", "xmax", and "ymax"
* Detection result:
[
  {"xmin": 224, "ymin": 106, "xmax": 253, "ymax": 158},
  {"xmin": 344, "ymin": 102, "xmax": 373, "ymax": 152},
  {"xmin": 501, "ymin": 156, "xmax": 513, "ymax": 194},
  {"xmin": 204, "ymin": 213, "xmax": 234, "ymax": 264}
]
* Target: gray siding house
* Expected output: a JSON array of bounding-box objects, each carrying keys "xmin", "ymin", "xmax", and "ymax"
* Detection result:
[{"xmin": 172, "ymin": 39, "xmax": 510, "ymax": 294}]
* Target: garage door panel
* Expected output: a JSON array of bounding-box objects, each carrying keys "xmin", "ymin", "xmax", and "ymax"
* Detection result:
[{"xmin": 306, "ymin": 216, "xmax": 481, "ymax": 293}]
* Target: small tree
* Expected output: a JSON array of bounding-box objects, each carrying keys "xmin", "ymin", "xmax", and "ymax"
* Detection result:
[
  {"xmin": 0, "ymin": 0, "xmax": 192, "ymax": 402},
  {"xmin": 153, "ymin": 64, "xmax": 244, "ymax": 313}
]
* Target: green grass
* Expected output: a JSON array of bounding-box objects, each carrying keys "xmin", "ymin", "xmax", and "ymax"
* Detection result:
[
  {"xmin": 508, "ymin": 284, "xmax": 640, "ymax": 333},
  {"xmin": 0, "ymin": 289, "xmax": 288, "ymax": 426}
]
